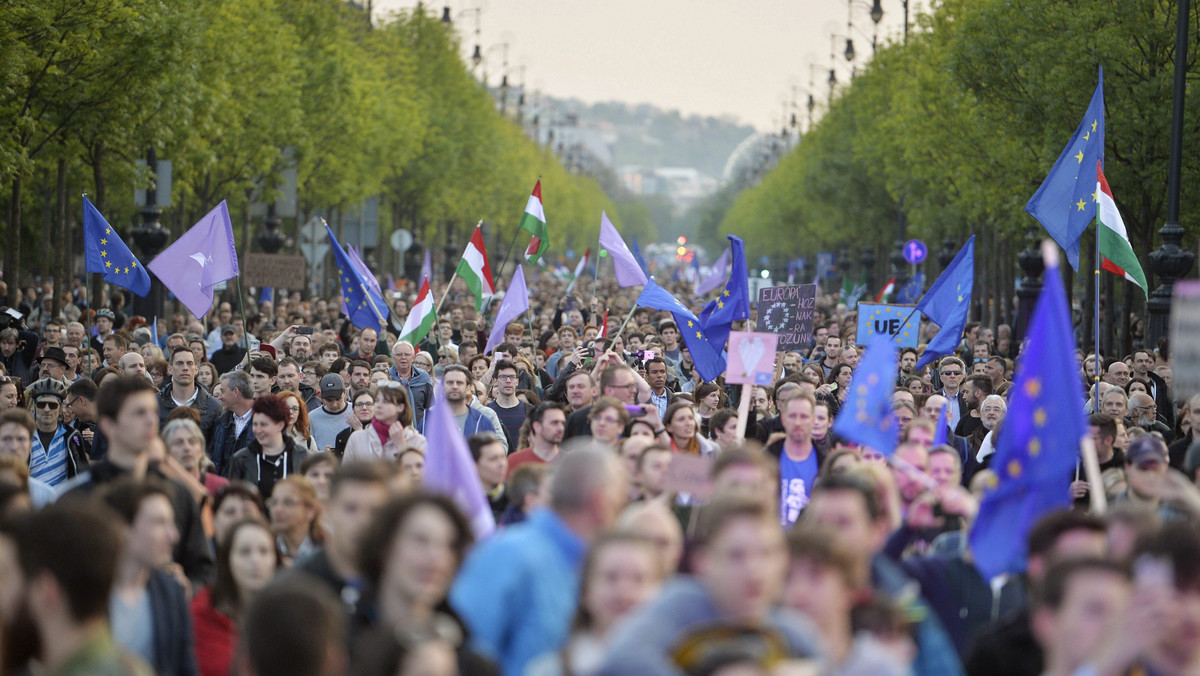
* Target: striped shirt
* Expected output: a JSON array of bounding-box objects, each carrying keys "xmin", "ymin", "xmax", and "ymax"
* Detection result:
[{"xmin": 30, "ymin": 425, "xmax": 69, "ymax": 487}]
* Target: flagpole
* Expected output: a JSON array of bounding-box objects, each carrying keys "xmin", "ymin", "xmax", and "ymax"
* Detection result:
[
  {"xmin": 591, "ymin": 248, "xmax": 601, "ymax": 302},
  {"xmin": 612, "ymin": 302, "xmax": 639, "ymax": 340},
  {"xmin": 1093, "ymin": 224, "xmax": 1102, "ymax": 409},
  {"xmin": 497, "ymin": 224, "xmax": 522, "ymax": 278},
  {"xmin": 234, "ymin": 276, "xmax": 250, "ymax": 354},
  {"xmin": 435, "ymin": 272, "xmax": 459, "ymax": 315}
]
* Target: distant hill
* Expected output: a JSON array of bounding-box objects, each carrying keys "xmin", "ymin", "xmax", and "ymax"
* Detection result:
[{"xmin": 541, "ymin": 97, "xmax": 756, "ymax": 179}]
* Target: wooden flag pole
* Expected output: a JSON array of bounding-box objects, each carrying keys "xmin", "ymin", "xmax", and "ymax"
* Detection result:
[{"xmin": 612, "ymin": 302, "xmax": 640, "ymax": 341}]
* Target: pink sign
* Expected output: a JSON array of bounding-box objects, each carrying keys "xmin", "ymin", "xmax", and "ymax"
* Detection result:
[{"xmin": 725, "ymin": 332, "xmax": 779, "ymax": 385}]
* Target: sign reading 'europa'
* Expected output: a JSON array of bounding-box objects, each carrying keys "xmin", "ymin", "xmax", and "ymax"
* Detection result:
[{"xmin": 757, "ymin": 284, "xmax": 816, "ymax": 349}]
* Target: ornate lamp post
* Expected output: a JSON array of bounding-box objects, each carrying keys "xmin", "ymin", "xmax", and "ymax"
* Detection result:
[
  {"xmin": 1015, "ymin": 228, "xmax": 1044, "ymax": 343},
  {"xmin": 860, "ymin": 246, "xmax": 875, "ymax": 292},
  {"xmin": 131, "ymin": 147, "xmax": 169, "ymax": 320}
]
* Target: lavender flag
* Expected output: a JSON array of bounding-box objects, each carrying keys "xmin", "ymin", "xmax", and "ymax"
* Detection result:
[
  {"xmin": 598, "ymin": 212, "xmax": 649, "ymax": 288},
  {"xmin": 148, "ymin": 200, "xmax": 239, "ymax": 319},
  {"xmin": 484, "ymin": 265, "xmax": 529, "ymax": 354},
  {"xmin": 424, "ymin": 383, "xmax": 496, "ymax": 539},
  {"xmin": 695, "ymin": 245, "xmax": 731, "ymax": 296}
]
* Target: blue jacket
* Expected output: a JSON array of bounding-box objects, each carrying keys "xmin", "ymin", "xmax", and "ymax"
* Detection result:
[
  {"xmin": 459, "ymin": 406, "xmax": 497, "ymax": 438},
  {"xmin": 387, "ymin": 365, "xmax": 434, "ymax": 432},
  {"xmin": 872, "ymin": 554, "xmax": 965, "ymax": 676},
  {"xmin": 450, "ymin": 510, "xmax": 586, "ymax": 676}
]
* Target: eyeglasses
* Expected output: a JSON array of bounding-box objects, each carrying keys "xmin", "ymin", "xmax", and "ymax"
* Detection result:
[
  {"xmin": 35, "ymin": 400, "xmax": 60, "ymax": 410},
  {"xmin": 496, "ymin": 374, "xmax": 518, "ymax": 381},
  {"xmin": 354, "ymin": 401, "xmax": 375, "ymax": 408},
  {"xmin": 64, "ymin": 397, "xmax": 80, "ymax": 409},
  {"xmin": 940, "ymin": 370, "xmax": 963, "ymax": 376}
]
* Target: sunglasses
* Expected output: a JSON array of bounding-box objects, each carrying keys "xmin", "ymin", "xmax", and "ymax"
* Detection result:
[{"xmin": 35, "ymin": 400, "xmax": 60, "ymax": 410}]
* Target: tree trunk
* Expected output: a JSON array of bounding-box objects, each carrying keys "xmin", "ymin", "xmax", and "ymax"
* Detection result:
[
  {"xmin": 91, "ymin": 144, "xmax": 107, "ymax": 310},
  {"xmin": 57, "ymin": 157, "xmax": 69, "ymax": 316},
  {"xmin": 6, "ymin": 177, "xmax": 22, "ymax": 305}
]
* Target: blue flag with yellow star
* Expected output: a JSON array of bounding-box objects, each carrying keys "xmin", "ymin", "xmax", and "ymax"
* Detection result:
[
  {"xmin": 82, "ymin": 196, "xmax": 151, "ymax": 296},
  {"xmin": 635, "ymin": 279, "xmax": 726, "ymax": 382},
  {"xmin": 327, "ymin": 224, "xmax": 388, "ymax": 334},
  {"xmin": 698, "ymin": 235, "xmax": 751, "ymax": 355},
  {"xmin": 894, "ymin": 272, "xmax": 924, "ymax": 304},
  {"xmin": 969, "ymin": 249, "xmax": 1084, "ymax": 581},
  {"xmin": 1025, "ymin": 68, "xmax": 1104, "ymax": 271},
  {"xmin": 856, "ymin": 304, "xmax": 920, "ymax": 348},
  {"xmin": 914, "ymin": 236, "xmax": 975, "ymax": 370},
  {"xmin": 831, "ymin": 336, "xmax": 899, "ymax": 456}
]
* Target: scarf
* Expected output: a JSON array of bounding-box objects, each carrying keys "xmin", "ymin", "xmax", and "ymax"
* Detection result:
[{"xmin": 371, "ymin": 418, "xmax": 392, "ymax": 447}]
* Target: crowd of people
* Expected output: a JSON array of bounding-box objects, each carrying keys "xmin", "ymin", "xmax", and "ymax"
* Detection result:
[{"xmin": 0, "ymin": 271, "xmax": 1196, "ymax": 676}]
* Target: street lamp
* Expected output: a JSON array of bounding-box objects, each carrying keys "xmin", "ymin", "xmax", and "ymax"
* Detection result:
[
  {"xmin": 870, "ymin": 0, "xmax": 883, "ymax": 23},
  {"xmin": 844, "ymin": 38, "xmax": 856, "ymax": 62}
]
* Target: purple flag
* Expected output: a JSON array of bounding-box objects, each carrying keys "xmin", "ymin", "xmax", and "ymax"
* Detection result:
[
  {"xmin": 484, "ymin": 265, "xmax": 529, "ymax": 355},
  {"xmin": 424, "ymin": 383, "xmax": 496, "ymax": 539},
  {"xmin": 420, "ymin": 249, "xmax": 432, "ymax": 285},
  {"xmin": 599, "ymin": 211, "xmax": 649, "ymax": 288},
  {"xmin": 696, "ymin": 246, "xmax": 731, "ymax": 296},
  {"xmin": 148, "ymin": 200, "xmax": 239, "ymax": 319}
]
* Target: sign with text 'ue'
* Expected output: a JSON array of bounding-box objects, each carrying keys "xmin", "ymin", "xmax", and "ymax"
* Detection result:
[
  {"xmin": 757, "ymin": 284, "xmax": 816, "ymax": 350},
  {"xmin": 856, "ymin": 303, "xmax": 919, "ymax": 347},
  {"xmin": 1171, "ymin": 280, "xmax": 1200, "ymax": 399}
]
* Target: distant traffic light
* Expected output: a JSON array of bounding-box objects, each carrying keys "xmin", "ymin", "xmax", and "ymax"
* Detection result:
[{"xmin": 676, "ymin": 235, "xmax": 687, "ymax": 245}]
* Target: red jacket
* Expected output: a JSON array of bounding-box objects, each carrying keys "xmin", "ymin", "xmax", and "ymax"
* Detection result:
[{"xmin": 190, "ymin": 586, "xmax": 236, "ymax": 676}]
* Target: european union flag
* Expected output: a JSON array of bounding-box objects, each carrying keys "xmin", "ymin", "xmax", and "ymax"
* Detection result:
[
  {"xmin": 914, "ymin": 236, "xmax": 975, "ymax": 370},
  {"xmin": 699, "ymin": 235, "xmax": 751, "ymax": 354},
  {"xmin": 831, "ymin": 336, "xmax": 899, "ymax": 456},
  {"xmin": 82, "ymin": 196, "xmax": 151, "ymax": 296},
  {"xmin": 635, "ymin": 279, "xmax": 726, "ymax": 382},
  {"xmin": 631, "ymin": 235, "xmax": 648, "ymax": 274},
  {"xmin": 970, "ymin": 246, "xmax": 1084, "ymax": 581},
  {"xmin": 894, "ymin": 272, "xmax": 924, "ymax": 304},
  {"xmin": 1025, "ymin": 68, "xmax": 1104, "ymax": 271},
  {"xmin": 327, "ymin": 224, "xmax": 388, "ymax": 334}
]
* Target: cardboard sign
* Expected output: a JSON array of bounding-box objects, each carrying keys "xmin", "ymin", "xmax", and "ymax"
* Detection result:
[
  {"xmin": 757, "ymin": 283, "xmax": 817, "ymax": 349},
  {"xmin": 1171, "ymin": 280, "xmax": 1200, "ymax": 399},
  {"xmin": 663, "ymin": 453, "xmax": 714, "ymax": 501},
  {"xmin": 856, "ymin": 303, "xmax": 919, "ymax": 347},
  {"xmin": 242, "ymin": 253, "xmax": 308, "ymax": 290},
  {"xmin": 726, "ymin": 332, "xmax": 779, "ymax": 385}
]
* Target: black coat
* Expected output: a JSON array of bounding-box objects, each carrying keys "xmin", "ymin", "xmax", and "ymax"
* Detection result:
[
  {"xmin": 61, "ymin": 461, "xmax": 214, "ymax": 586},
  {"xmin": 226, "ymin": 436, "xmax": 308, "ymax": 499}
]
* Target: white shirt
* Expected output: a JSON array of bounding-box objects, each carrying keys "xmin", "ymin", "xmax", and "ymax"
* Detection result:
[{"xmin": 233, "ymin": 408, "xmax": 253, "ymax": 439}]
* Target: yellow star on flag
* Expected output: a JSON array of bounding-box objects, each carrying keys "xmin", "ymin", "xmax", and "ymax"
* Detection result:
[
  {"xmin": 105, "ymin": 261, "xmax": 112, "ymax": 269},
  {"xmin": 717, "ymin": 301, "xmax": 724, "ymax": 309},
  {"xmin": 105, "ymin": 228, "xmax": 111, "ymax": 234},
  {"xmin": 1076, "ymin": 200, "xmax": 1086, "ymax": 211},
  {"xmin": 1008, "ymin": 460, "xmax": 1023, "ymax": 478},
  {"xmin": 1075, "ymin": 150, "xmax": 1084, "ymax": 163},
  {"xmin": 1083, "ymin": 131, "xmax": 1090, "ymax": 141},
  {"xmin": 723, "ymin": 289, "xmax": 730, "ymax": 297},
  {"xmin": 123, "ymin": 267, "xmax": 129, "ymax": 274},
  {"xmin": 687, "ymin": 320, "xmax": 694, "ymax": 327},
  {"xmin": 100, "ymin": 238, "xmax": 107, "ymax": 245},
  {"xmin": 1034, "ymin": 408, "xmax": 1047, "ymax": 427},
  {"xmin": 1092, "ymin": 120, "xmax": 1097, "ymax": 132},
  {"xmin": 100, "ymin": 250, "xmax": 107, "ymax": 257},
  {"xmin": 1092, "ymin": 191, "xmax": 1099, "ymax": 202},
  {"xmin": 131, "ymin": 262, "xmax": 136, "ymax": 268},
  {"xmin": 1028, "ymin": 438, "xmax": 1041, "ymax": 457},
  {"xmin": 1024, "ymin": 378, "xmax": 1042, "ymax": 397},
  {"xmin": 695, "ymin": 331, "xmax": 702, "ymax": 338}
]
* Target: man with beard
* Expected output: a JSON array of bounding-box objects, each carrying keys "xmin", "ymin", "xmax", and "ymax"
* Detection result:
[
  {"xmin": 507, "ymin": 402, "xmax": 568, "ymax": 475},
  {"xmin": 442, "ymin": 365, "xmax": 497, "ymax": 440},
  {"xmin": 955, "ymin": 375, "xmax": 993, "ymax": 438},
  {"xmin": 964, "ymin": 394, "xmax": 1006, "ymax": 482},
  {"xmin": 1128, "ymin": 392, "xmax": 1173, "ymax": 443}
]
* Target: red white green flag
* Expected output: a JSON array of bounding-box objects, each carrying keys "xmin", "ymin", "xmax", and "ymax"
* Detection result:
[
  {"xmin": 399, "ymin": 277, "xmax": 436, "ymax": 345},
  {"xmin": 565, "ymin": 247, "xmax": 591, "ymax": 294},
  {"xmin": 519, "ymin": 181, "xmax": 548, "ymax": 263},
  {"xmin": 455, "ymin": 223, "xmax": 495, "ymax": 311},
  {"xmin": 1096, "ymin": 162, "xmax": 1147, "ymax": 296}
]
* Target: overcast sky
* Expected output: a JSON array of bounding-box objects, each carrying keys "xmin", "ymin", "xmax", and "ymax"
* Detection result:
[{"xmin": 376, "ymin": 0, "xmax": 911, "ymax": 130}]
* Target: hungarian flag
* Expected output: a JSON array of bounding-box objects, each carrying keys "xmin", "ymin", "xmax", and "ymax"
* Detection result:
[
  {"xmin": 876, "ymin": 278, "xmax": 895, "ymax": 303},
  {"xmin": 565, "ymin": 247, "xmax": 591, "ymax": 294},
  {"xmin": 1096, "ymin": 162, "xmax": 1147, "ymax": 296},
  {"xmin": 840, "ymin": 271, "xmax": 867, "ymax": 309},
  {"xmin": 519, "ymin": 180, "xmax": 548, "ymax": 263},
  {"xmin": 455, "ymin": 223, "xmax": 495, "ymax": 311},
  {"xmin": 399, "ymin": 278, "xmax": 436, "ymax": 345},
  {"xmin": 599, "ymin": 309, "xmax": 609, "ymax": 338}
]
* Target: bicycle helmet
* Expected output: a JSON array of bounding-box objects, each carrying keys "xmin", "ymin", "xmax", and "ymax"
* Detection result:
[{"xmin": 26, "ymin": 377, "xmax": 66, "ymax": 403}]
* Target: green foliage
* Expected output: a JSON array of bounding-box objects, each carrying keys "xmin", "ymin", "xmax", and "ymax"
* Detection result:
[
  {"xmin": 722, "ymin": 0, "xmax": 1200, "ymax": 263},
  {"xmin": 0, "ymin": 0, "xmax": 619, "ymax": 285}
]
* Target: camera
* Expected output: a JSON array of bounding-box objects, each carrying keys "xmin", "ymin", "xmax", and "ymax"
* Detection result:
[{"xmin": 0, "ymin": 307, "xmax": 27, "ymax": 331}]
